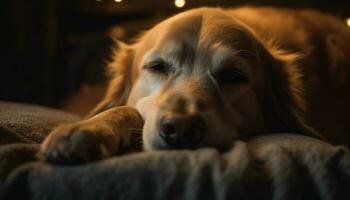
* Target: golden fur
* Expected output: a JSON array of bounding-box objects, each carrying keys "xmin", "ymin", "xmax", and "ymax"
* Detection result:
[{"xmin": 40, "ymin": 6, "xmax": 350, "ymax": 164}]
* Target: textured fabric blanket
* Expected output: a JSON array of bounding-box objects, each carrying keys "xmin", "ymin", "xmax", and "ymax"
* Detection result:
[
  {"xmin": 0, "ymin": 102, "xmax": 349, "ymax": 200},
  {"xmin": 0, "ymin": 101, "xmax": 80, "ymax": 180},
  {"xmin": 0, "ymin": 101, "xmax": 80, "ymax": 144}
]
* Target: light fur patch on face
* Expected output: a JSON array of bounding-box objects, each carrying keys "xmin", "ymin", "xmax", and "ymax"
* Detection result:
[
  {"xmin": 211, "ymin": 42, "xmax": 234, "ymax": 70},
  {"xmin": 143, "ymin": 41, "xmax": 184, "ymax": 65}
]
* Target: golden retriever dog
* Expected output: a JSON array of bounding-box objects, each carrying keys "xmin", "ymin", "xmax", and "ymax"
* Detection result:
[{"xmin": 40, "ymin": 6, "xmax": 350, "ymax": 164}]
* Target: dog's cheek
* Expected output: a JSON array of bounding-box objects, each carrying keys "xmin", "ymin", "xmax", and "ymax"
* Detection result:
[
  {"xmin": 135, "ymin": 96, "xmax": 157, "ymax": 119},
  {"xmin": 142, "ymin": 112, "xmax": 160, "ymax": 150}
]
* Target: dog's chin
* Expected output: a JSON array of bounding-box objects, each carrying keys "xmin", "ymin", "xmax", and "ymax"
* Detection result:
[{"xmin": 143, "ymin": 138, "xmax": 173, "ymax": 151}]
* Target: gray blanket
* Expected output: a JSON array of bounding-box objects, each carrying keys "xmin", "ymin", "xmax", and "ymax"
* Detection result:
[
  {"xmin": 0, "ymin": 101, "xmax": 79, "ymax": 179},
  {"xmin": 0, "ymin": 102, "xmax": 349, "ymax": 200}
]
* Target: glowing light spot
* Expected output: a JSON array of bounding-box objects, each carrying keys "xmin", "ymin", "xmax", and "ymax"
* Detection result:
[
  {"xmin": 96, "ymin": 0, "xmax": 102, "ymax": 2},
  {"xmin": 175, "ymin": 0, "xmax": 185, "ymax": 8},
  {"xmin": 347, "ymin": 18, "xmax": 350, "ymax": 27},
  {"xmin": 114, "ymin": 0, "xmax": 122, "ymax": 2}
]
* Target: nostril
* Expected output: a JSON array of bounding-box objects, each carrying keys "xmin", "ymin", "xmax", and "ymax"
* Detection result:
[
  {"xmin": 160, "ymin": 121, "xmax": 177, "ymax": 136},
  {"xmin": 159, "ymin": 117, "xmax": 183, "ymax": 147},
  {"xmin": 159, "ymin": 117, "xmax": 182, "ymax": 146},
  {"xmin": 159, "ymin": 114, "xmax": 206, "ymax": 149}
]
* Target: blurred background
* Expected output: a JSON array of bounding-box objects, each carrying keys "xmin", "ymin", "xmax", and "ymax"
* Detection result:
[{"xmin": 1, "ymin": 0, "xmax": 350, "ymax": 116}]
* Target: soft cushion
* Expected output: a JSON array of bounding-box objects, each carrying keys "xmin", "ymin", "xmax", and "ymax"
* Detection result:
[
  {"xmin": 0, "ymin": 101, "xmax": 349, "ymax": 200},
  {"xmin": 0, "ymin": 101, "xmax": 80, "ymax": 144},
  {"xmin": 0, "ymin": 101, "xmax": 80, "ymax": 179},
  {"xmin": 1, "ymin": 134, "xmax": 350, "ymax": 200}
]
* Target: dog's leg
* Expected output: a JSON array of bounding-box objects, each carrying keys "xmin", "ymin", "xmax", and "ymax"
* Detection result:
[{"xmin": 39, "ymin": 106, "xmax": 143, "ymax": 165}]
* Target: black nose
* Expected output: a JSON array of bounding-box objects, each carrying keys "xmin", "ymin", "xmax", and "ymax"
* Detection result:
[{"xmin": 159, "ymin": 115, "xmax": 205, "ymax": 149}]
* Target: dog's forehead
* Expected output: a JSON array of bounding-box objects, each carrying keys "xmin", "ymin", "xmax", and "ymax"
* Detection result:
[
  {"xmin": 148, "ymin": 9, "xmax": 253, "ymax": 58},
  {"xmin": 158, "ymin": 9, "xmax": 245, "ymax": 45},
  {"xmin": 136, "ymin": 8, "xmax": 258, "ymax": 76}
]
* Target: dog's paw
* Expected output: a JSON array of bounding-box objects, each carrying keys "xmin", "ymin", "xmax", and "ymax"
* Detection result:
[{"xmin": 39, "ymin": 123, "xmax": 116, "ymax": 165}]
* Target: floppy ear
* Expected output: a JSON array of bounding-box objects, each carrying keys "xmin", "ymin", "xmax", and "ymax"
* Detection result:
[
  {"xmin": 86, "ymin": 41, "xmax": 135, "ymax": 118},
  {"xmin": 256, "ymin": 41, "xmax": 325, "ymax": 140}
]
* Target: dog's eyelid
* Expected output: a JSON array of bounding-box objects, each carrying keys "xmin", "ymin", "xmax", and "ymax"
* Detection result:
[
  {"xmin": 143, "ymin": 60, "xmax": 173, "ymax": 76},
  {"xmin": 143, "ymin": 59, "xmax": 167, "ymax": 68},
  {"xmin": 227, "ymin": 56, "xmax": 251, "ymax": 74},
  {"xmin": 214, "ymin": 66, "xmax": 249, "ymax": 85},
  {"xmin": 213, "ymin": 55, "xmax": 248, "ymax": 73}
]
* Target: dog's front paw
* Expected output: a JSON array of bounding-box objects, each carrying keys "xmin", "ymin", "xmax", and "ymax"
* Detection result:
[{"xmin": 39, "ymin": 123, "xmax": 116, "ymax": 165}]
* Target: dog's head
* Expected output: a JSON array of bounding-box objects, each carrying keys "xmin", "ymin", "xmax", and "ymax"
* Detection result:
[{"xmin": 100, "ymin": 8, "xmax": 320, "ymax": 151}]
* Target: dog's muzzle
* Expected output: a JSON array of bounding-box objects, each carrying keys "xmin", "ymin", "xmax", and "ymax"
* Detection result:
[{"xmin": 159, "ymin": 114, "xmax": 206, "ymax": 149}]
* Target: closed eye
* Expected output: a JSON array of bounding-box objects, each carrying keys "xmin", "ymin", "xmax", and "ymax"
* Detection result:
[
  {"xmin": 143, "ymin": 61, "xmax": 171, "ymax": 76},
  {"xmin": 216, "ymin": 68, "xmax": 248, "ymax": 85}
]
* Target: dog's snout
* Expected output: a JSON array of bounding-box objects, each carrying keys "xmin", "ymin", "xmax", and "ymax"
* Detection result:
[{"xmin": 159, "ymin": 114, "xmax": 205, "ymax": 149}]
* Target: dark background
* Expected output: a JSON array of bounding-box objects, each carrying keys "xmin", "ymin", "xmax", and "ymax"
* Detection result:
[{"xmin": 1, "ymin": 0, "xmax": 349, "ymax": 114}]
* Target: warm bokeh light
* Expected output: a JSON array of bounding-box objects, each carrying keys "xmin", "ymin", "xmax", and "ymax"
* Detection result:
[
  {"xmin": 347, "ymin": 18, "xmax": 350, "ymax": 27},
  {"xmin": 114, "ymin": 0, "xmax": 123, "ymax": 2},
  {"xmin": 175, "ymin": 0, "xmax": 186, "ymax": 8}
]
